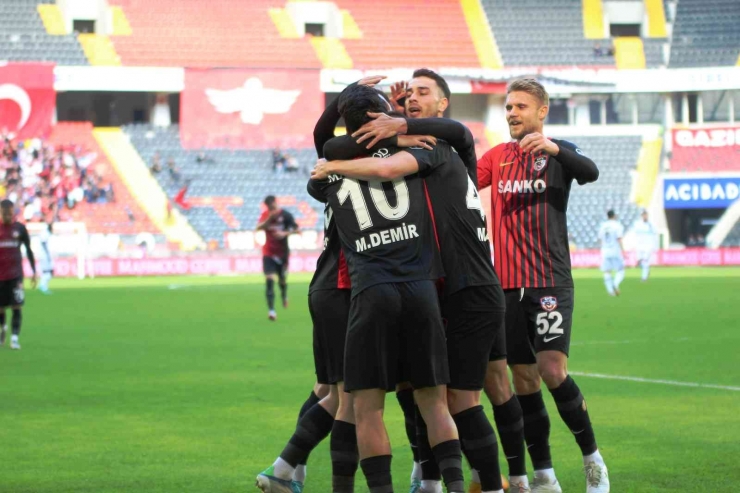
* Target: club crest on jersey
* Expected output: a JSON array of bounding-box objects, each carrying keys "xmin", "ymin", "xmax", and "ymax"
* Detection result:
[
  {"xmin": 540, "ymin": 296, "xmax": 557, "ymax": 312},
  {"xmin": 373, "ymin": 148, "xmax": 390, "ymax": 159},
  {"xmin": 12, "ymin": 231, "xmax": 18, "ymax": 238},
  {"xmin": 534, "ymin": 156, "xmax": 548, "ymax": 171}
]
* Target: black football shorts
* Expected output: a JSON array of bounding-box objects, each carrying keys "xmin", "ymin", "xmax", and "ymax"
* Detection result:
[
  {"xmin": 263, "ymin": 255, "xmax": 288, "ymax": 276},
  {"xmin": 0, "ymin": 277, "xmax": 24, "ymax": 307},
  {"xmin": 344, "ymin": 280, "xmax": 448, "ymax": 392},
  {"xmin": 442, "ymin": 284, "xmax": 506, "ymax": 390},
  {"xmin": 504, "ymin": 287, "xmax": 574, "ymax": 365},
  {"xmin": 310, "ymin": 288, "xmax": 351, "ymax": 385}
]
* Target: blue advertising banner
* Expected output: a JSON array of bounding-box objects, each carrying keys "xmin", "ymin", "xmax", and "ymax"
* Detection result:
[{"xmin": 664, "ymin": 177, "xmax": 740, "ymax": 209}]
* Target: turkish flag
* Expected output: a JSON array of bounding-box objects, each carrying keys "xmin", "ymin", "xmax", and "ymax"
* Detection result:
[
  {"xmin": 0, "ymin": 63, "xmax": 55, "ymax": 139},
  {"xmin": 181, "ymin": 68, "xmax": 322, "ymax": 150}
]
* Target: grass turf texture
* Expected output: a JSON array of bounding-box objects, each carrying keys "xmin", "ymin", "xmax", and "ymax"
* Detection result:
[{"xmin": 1, "ymin": 267, "xmax": 739, "ymax": 492}]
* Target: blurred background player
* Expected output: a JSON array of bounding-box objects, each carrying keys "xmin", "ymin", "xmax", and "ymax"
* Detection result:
[
  {"xmin": 256, "ymin": 195, "xmax": 299, "ymax": 321},
  {"xmin": 631, "ymin": 210, "xmax": 657, "ymax": 282},
  {"xmin": 0, "ymin": 200, "xmax": 37, "ymax": 350},
  {"xmin": 598, "ymin": 210, "xmax": 625, "ymax": 296},
  {"xmin": 38, "ymin": 222, "xmax": 54, "ymax": 294}
]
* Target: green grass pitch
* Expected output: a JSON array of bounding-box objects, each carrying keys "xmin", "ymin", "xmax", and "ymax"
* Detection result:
[{"xmin": 1, "ymin": 267, "xmax": 739, "ymax": 492}]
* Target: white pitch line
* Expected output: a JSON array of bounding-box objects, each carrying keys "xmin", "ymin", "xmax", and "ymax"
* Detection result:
[{"xmin": 569, "ymin": 371, "xmax": 740, "ymax": 392}]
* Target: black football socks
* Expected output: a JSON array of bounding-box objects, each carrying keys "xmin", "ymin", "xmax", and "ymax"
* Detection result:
[
  {"xmin": 493, "ymin": 395, "xmax": 527, "ymax": 477},
  {"xmin": 331, "ymin": 420, "xmax": 359, "ymax": 493},
  {"xmin": 518, "ymin": 390, "xmax": 553, "ymax": 471},
  {"xmin": 549, "ymin": 376, "xmax": 597, "ymax": 456}
]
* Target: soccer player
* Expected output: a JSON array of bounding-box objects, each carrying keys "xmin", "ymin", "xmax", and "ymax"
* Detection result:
[
  {"xmin": 255, "ymin": 75, "xmax": 387, "ymax": 493},
  {"xmin": 338, "ymin": 69, "xmax": 527, "ymax": 493},
  {"xmin": 598, "ymin": 210, "xmax": 625, "ymax": 297},
  {"xmin": 256, "ymin": 196, "xmax": 299, "ymax": 321},
  {"xmin": 38, "ymin": 222, "xmax": 53, "ymax": 294},
  {"xmin": 631, "ymin": 210, "xmax": 657, "ymax": 282},
  {"xmin": 309, "ymin": 84, "xmax": 465, "ymax": 493},
  {"xmin": 477, "ymin": 78, "xmax": 609, "ymax": 493},
  {"xmin": 0, "ymin": 200, "xmax": 37, "ymax": 350}
]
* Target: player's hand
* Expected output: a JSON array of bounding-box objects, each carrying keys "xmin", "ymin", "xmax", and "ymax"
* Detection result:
[
  {"xmin": 389, "ymin": 81, "xmax": 407, "ymax": 113},
  {"xmin": 30, "ymin": 274, "xmax": 37, "ymax": 289},
  {"xmin": 311, "ymin": 158, "xmax": 331, "ymax": 180},
  {"xmin": 519, "ymin": 133, "xmax": 559, "ymax": 156},
  {"xmin": 352, "ymin": 113, "xmax": 408, "ymax": 149},
  {"xmin": 357, "ymin": 75, "xmax": 386, "ymax": 87},
  {"xmin": 398, "ymin": 135, "xmax": 436, "ymax": 150}
]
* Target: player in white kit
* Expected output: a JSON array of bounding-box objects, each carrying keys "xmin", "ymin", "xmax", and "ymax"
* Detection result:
[
  {"xmin": 38, "ymin": 223, "xmax": 53, "ymax": 294},
  {"xmin": 631, "ymin": 210, "xmax": 657, "ymax": 282},
  {"xmin": 598, "ymin": 210, "xmax": 625, "ymax": 296}
]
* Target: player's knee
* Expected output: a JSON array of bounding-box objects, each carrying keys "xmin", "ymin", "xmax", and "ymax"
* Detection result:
[
  {"xmin": 538, "ymin": 362, "xmax": 567, "ymax": 389},
  {"xmin": 484, "ymin": 361, "xmax": 513, "ymax": 405},
  {"xmin": 447, "ymin": 388, "xmax": 479, "ymax": 415},
  {"xmin": 511, "ymin": 364, "xmax": 541, "ymax": 394},
  {"xmin": 314, "ymin": 382, "xmax": 331, "ymax": 399}
]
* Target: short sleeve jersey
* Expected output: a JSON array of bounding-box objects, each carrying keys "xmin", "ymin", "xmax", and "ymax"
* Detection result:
[
  {"xmin": 257, "ymin": 209, "xmax": 297, "ymax": 258},
  {"xmin": 308, "ymin": 204, "xmax": 351, "ymax": 293},
  {"xmin": 0, "ymin": 222, "xmax": 30, "ymax": 281},
  {"xmin": 598, "ymin": 220, "xmax": 625, "ymax": 257},
  {"xmin": 308, "ymin": 147, "xmax": 443, "ymax": 298},
  {"xmin": 632, "ymin": 220, "xmax": 656, "ymax": 251}
]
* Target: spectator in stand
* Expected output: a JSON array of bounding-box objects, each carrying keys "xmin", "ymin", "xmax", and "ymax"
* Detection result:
[
  {"xmin": 284, "ymin": 154, "xmax": 299, "ymax": 173},
  {"xmin": 272, "ymin": 148, "xmax": 287, "ymax": 173},
  {"xmin": 151, "ymin": 152, "xmax": 162, "ymax": 174},
  {"xmin": 167, "ymin": 157, "xmax": 182, "ymax": 184},
  {"xmin": 196, "ymin": 152, "xmax": 214, "ymax": 164},
  {"xmin": 0, "ymin": 135, "xmax": 104, "ymax": 221}
]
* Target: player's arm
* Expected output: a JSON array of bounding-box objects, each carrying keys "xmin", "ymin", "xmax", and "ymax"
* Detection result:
[
  {"xmin": 284, "ymin": 211, "xmax": 300, "ymax": 234},
  {"xmin": 548, "ymin": 139, "xmax": 600, "ymax": 184},
  {"xmin": 314, "ymin": 151, "xmax": 421, "ymax": 182},
  {"xmin": 314, "ymin": 76, "xmax": 386, "ymax": 157},
  {"xmin": 405, "ymin": 118, "xmax": 478, "ymax": 179},
  {"xmin": 307, "ymin": 178, "xmax": 330, "ymax": 204},
  {"xmin": 476, "ymin": 147, "xmax": 497, "ymax": 190},
  {"xmin": 352, "ymin": 115, "xmax": 477, "ymax": 173},
  {"xmin": 20, "ymin": 225, "xmax": 37, "ymax": 285},
  {"xmin": 255, "ymin": 210, "xmax": 276, "ymax": 231}
]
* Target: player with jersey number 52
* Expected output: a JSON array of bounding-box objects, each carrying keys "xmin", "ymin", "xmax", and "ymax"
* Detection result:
[{"xmin": 477, "ymin": 78, "xmax": 609, "ymax": 493}]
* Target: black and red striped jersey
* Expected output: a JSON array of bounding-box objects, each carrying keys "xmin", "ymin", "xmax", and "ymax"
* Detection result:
[
  {"xmin": 477, "ymin": 139, "xmax": 598, "ymax": 289},
  {"xmin": 308, "ymin": 204, "xmax": 351, "ymax": 293},
  {"xmin": 0, "ymin": 222, "xmax": 32, "ymax": 281}
]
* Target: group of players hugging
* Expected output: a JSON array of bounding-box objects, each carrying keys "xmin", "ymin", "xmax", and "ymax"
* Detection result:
[{"xmin": 254, "ymin": 70, "xmax": 610, "ymax": 493}]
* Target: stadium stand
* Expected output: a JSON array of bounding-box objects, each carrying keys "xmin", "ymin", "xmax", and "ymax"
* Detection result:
[
  {"xmin": 1, "ymin": 122, "xmax": 156, "ymax": 235},
  {"xmin": 108, "ymin": 0, "xmax": 322, "ymax": 68},
  {"xmin": 669, "ymin": 142, "xmax": 740, "ymax": 172},
  {"xmin": 330, "ymin": 0, "xmax": 480, "ymax": 68},
  {"xmin": 123, "ymin": 124, "xmax": 321, "ymax": 248},
  {"xmin": 564, "ymin": 135, "xmax": 643, "ymax": 248},
  {"xmin": 0, "ymin": 0, "xmax": 87, "ymax": 65},
  {"xmin": 723, "ymin": 220, "xmax": 740, "ymax": 247},
  {"xmin": 668, "ymin": 0, "xmax": 740, "ymax": 68},
  {"xmin": 480, "ymin": 0, "xmax": 615, "ymax": 67},
  {"xmin": 643, "ymin": 37, "xmax": 668, "ymax": 68}
]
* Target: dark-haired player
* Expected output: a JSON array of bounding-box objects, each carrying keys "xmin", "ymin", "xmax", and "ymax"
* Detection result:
[
  {"xmin": 477, "ymin": 78, "xmax": 609, "ymax": 493},
  {"xmin": 309, "ymin": 84, "xmax": 465, "ymax": 493},
  {"xmin": 256, "ymin": 196, "xmax": 299, "ymax": 321},
  {"xmin": 336, "ymin": 68, "xmax": 527, "ymax": 493},
  {"xmin": 0, "ymin": 199, "xmax": 36, "ymax": 350},
  {"xmin": 255, "ymin": 75, "xmax": 387, "ymax": 493}
]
